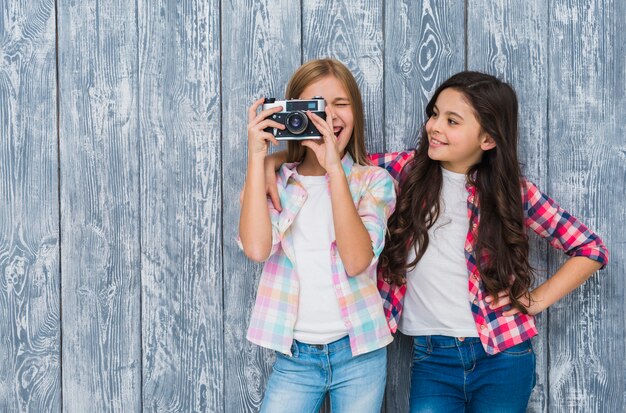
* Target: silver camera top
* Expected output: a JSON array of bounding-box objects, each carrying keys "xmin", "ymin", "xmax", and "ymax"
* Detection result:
[{"xmin": 262, "ymin": 97, "xmax": 326, "ymax": 112}]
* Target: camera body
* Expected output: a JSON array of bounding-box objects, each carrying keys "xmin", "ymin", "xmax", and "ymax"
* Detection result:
[{"xmin": 262, "ymin": 97, "xmax": 326, "ymax": 140}]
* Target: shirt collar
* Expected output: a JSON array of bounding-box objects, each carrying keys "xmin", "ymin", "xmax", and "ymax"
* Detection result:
[{"xmin": 277, "ymin": 153, "xmax": 355, "ymax": 187}]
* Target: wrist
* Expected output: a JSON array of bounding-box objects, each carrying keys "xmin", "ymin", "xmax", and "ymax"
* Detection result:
[
  {"xmin": 526, "ymin": 290, "xmax": 545, "ymax": 316},
  {"xmin": 326, "ymin": 164, "xmax": 345, "ymax": 179},
  {"xmin": 247, "ymin": 151, "xmax": 266, "ymax": 165}
]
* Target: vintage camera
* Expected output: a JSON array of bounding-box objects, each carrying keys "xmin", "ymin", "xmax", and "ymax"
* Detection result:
[{"xmin": 262, "ymin": 97, "xmax": 326, "ymax": 140}]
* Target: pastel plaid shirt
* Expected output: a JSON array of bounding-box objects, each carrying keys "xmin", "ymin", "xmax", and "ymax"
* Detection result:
[
  {"xmin": 372, "ymin": 151, "xmax": 609, "ymax": 355},
  {"xmin": 245, "ymin": 154, "xmax": 396, "ymax": 356}
]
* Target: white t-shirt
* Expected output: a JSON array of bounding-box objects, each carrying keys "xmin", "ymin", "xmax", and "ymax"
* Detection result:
[
  {"xmin": 292, "ymin": 174, "xmax": 347, "ymax": 344},
  {"xmin": 398, "ymin": 167, "xmax": 478, "ymax": 337}
]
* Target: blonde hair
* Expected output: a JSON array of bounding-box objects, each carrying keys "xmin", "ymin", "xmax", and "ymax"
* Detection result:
[{"xmin": 284, "ymin": 59, "xmax": 369, "ymax": 165}]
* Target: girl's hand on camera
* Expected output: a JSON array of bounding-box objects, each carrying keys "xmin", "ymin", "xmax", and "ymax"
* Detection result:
[
  {"xmin": 302, "ymin": 107, "xmax": 342, "ymax": 173},
  {"xmin": 247, "ymin": 97, "xmax": 283, "ymax": 158}
]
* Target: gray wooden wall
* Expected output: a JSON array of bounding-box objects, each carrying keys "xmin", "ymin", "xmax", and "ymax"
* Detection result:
[{"xmin": 1, "ymin": 0, "xmax": 624, "ymax": 412}]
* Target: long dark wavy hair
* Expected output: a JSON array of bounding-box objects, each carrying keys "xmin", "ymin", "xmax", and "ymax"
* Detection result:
[{"xmin": 379, "ymin": 71, "xmax": 534, "ymax": 313}]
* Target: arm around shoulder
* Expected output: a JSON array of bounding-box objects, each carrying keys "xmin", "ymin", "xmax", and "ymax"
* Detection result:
[{"xmin": 357, "ymin": 167, "xmax": 397, "ymax": 266}]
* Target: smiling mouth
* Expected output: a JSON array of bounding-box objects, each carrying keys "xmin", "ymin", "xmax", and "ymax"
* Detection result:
[
  {"xmin": 430, "ymin": 137, "xmax": 447, "ymax": 145},
  {"xmin": 334, "ymin": 127, "xmax": 344, "ymax": 135}
]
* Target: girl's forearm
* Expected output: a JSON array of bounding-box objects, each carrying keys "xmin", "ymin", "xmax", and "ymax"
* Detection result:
[
  {"xmin": 327, "ymin": 166, "xmax": 374, "ymax": 276},
  {"xmin": 239, "ymin": 155, "xmax": 273, "ymax": 262},
  {"xmin": 528, "ymin": 256, "xmax": 602, "ymax": 315}
]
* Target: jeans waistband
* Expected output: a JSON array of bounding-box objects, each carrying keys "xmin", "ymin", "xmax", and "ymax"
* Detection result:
[
  {"xmin": 291, "ymin": 335, "xmax": 351, "ymax": 356},
  {"xmin": 413, "ymin": 335, "xmax": 481, "ymax": 349}
]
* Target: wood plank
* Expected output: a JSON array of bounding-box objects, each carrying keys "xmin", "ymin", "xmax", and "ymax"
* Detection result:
[
  {"xmin": 467, "ymin": 1, "xmax": 549, "ymax": 411},
  {"xmin": 384, "ymin": 0, "xmax": 465, "ymax": 153},
  {"xmin": 138, "ymin": 0, "xmax": 223, "ymax": 411},
  {"xmin": 57, "ymin": 1, "xmax": 141, "ymax": 411},
  {"xmin": 547, "ymin": 0, "xmax": 625, "ymax": 411},
  {"xmin": 0, "ymin": 0, "xmax": 60, "ymax": 411},
  {"xmin": 221, "ymin": 1, "xmax": 301, "ymax": 411},
  {"xmin": 302, "ymin": 0, "xmax": 385, "ymax": 153},
  {"xmin": 383, "ymin": 1, "xmax": 465, "ymax": 411}
]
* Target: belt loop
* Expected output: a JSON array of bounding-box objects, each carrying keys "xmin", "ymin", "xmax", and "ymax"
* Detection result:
[
  {"xmin": 426, "ymin": 336, "xmax": 432, "ymax": 352},
  {"xmin": 291, "ymin": 340, "xmax": 299, "ymax": 357}
]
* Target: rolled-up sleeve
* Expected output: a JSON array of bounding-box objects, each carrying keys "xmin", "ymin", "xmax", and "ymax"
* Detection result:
[
  {"xmin": 265, "ymin": 196, "xmax": 282, "ymax": 259},
  {"xmin": 523, "ymin": 180, "xmax": 609, "ymax": 268},
  {"xmin": 358, "ymin": 168, "xmax": 397, "ymax": 268}
]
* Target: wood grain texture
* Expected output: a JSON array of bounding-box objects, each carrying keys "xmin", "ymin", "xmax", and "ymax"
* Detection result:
[
  {"xmin": 547, "ymin": 0, "xmax": 625, "ymax": 411},
  {"xmin": 221, "ymin": 1, "xmax": 301, "ymax": 411},
  {"xmin": 1, "ymin": 1, "xmax": 624, "ymax": 412},
  {"xmin": 0, "ymin": 0, "xmax": 60, "ymax": 411},
  {"xmin": 303, "ymin": 0, "xmax": 385, "ymax": 153},
  {"xmin": 384, "ymin": 0, "xmax": 465, "ymax": 153},
  {"xmin": 58, "ymin": 0, "xmax": 141, "ymax": 411},
  {"xmin": 382, "ymin": 2, "xmax": 464, "ymax": 411},
  {"xmin": 138, "ymin": 0, "xmax": 223, "ymax": 411},
  {"xmin": 467, "ymin": 1, "xmax": 549, "ymax": 410}
]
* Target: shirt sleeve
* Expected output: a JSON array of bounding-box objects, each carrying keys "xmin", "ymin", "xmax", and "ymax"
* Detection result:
[
  {"xmin": 265, "ymin": 195, "xmax": 282, "ymax": 259},
  {"xmin": 522, "ymin": 179, "xmax": 609, "ymax": 268},
  {"xmin": 359, "ymin": 168, "xmax": 397, "ymax": 268},
  {"xmin": 368, "ymin": 151, "xmax": 415, "ymax": 182}
]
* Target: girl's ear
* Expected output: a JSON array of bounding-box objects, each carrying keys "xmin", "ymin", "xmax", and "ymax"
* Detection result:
[{"xmin": 480, "ymin": 134, "xmax": 497, "ymax": 151}]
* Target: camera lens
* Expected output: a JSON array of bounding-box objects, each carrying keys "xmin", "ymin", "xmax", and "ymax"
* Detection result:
[
  {"xmin": 286, "ymin": 112, "xmax": 308, "ymax": 134},
  {"xmin": 290, "ymin": 116, "xmax": 302, "ymax": 128}
]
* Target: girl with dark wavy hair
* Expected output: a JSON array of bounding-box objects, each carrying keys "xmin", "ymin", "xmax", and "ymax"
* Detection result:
[{"xmin": 373, "ymin": 71, "xmax": 608, "ymax": 412}]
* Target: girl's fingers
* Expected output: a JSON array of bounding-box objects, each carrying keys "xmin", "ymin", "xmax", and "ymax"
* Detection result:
[
  {"xmin": 485, "ymin": 290, "xmax": 511, "ymax": 304},
  {"xmin": 267, "ymin": 183, "xmax": 281, "ymax": 212},
  {"xmin": 248, "ymin": 104, "xmax": 284, "ymax": 128},
  {"xmin": 324, "ymin": 106, "xmax": 334, "ymax": 130},
  {"xmin": 260, "ymin": 133, "xmax": 279, "ymax": 147},
  {"xmin": 252, "ymin": 105, "xmax": 284, "ymax": 126},
  {"xmin": 307, "ymin": 111, "xmax": 334, "ymax": 142},
  {"xmin": 256, "ymin": 119, "xmax": 285, "ymax": 131},
  {"xmin": 307, "ymin": 111, "xmax": 328, "ymax": 130},
  {"xmin": 301, "ymin": 139, "xmax": 321, "ymax": 150},
  {"xmin": 248, "ymin": 97, "xmax": 266, "ymax": 122},
  {"xmin": 252, "ymin": 131, "xmax": 279, "ymax": 147},
  {"xmin": 502, "ymin": 308, "xmax": 521, "ymax": 317},
  {"xmin": 301, "ymin": 140, "xmax": 325, "ymax": 160},
  {"xmin": 490, "ymin": 298, "xmax": 511, "ymax": 310}
]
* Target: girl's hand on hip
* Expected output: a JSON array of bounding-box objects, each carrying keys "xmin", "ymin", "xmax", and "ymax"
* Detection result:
[
  {"xmin": 485, "ymin": 290, "xmax": 536, "ymax": 316},
  {"xmin": 247, "ymin": 97, "xmax": 283, "ymax": 158},
  {"xmin": 302, "ymin": 107, "xmax": 343, "ymax": 173}
]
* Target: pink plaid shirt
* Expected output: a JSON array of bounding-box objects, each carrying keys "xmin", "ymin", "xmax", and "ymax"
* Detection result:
[
  {"xmin": 372, "ymin": 151, "xmax": 609, "ymax": 355},
  {"xmin": 244, "ymin": 154, "xmax": 396, "ymax": 356}
]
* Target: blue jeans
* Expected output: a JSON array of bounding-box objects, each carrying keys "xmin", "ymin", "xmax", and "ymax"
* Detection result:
[
  {"xmin": 260, "ymin": 336, "xmax": 387, "ymax": 413},
  {"xmin": 409, "ymin": 335, "xmax": 536, "ymax": 413}
]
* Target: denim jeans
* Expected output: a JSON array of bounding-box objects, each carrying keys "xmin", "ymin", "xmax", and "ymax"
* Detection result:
[
  {"xmin": 260, "ymin": 335, "xmax": 387, "ymax": 413},
  {"xmin": 409, "ymin": 335, "xmax": 536, "ymax": 413}
]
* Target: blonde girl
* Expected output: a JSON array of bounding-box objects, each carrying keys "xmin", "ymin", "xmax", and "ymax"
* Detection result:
[{"xmin": 239, "ymin": 59, "xmax": 395, "ymax": 413}]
